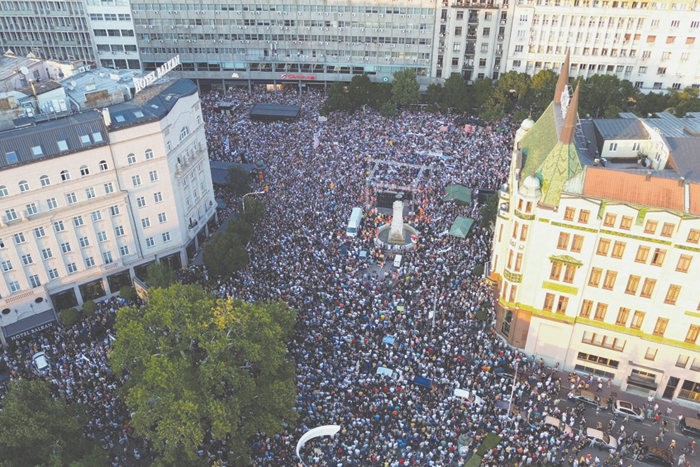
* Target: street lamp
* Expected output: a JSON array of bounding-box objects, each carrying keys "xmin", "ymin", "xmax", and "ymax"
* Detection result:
[{"xmin": 241, "ymin": 190, "xmax": 266, "ymax": 213}]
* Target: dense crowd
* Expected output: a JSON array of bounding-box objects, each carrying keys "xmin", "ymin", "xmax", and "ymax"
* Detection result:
[{"xmin": 1, "ymin": 85, "xmax": 677, "ymax": 467}]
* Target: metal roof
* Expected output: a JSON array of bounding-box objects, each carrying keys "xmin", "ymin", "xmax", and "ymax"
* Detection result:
[
  {"xmin": 249, "ymin": 103, "xmax": 301, "ymax": 120},
  {"xmin": 0, "ymin": 54, "xmax": 40, "ymax": 82},
  {"xmin": 592, "ymin": 118, "xmax": 649, "ymax": 140},
  {"xmin": 0, "ymin": 112, "xmax": 107, "ymax": 171},
  {"xmin": 61, "ymin": 68, "xmax": 140, "ymax": 107},
  {"xmin": 666, "ymin": 136, "xmax": 700, "ymax": 181},
  {"xmin": 641, "ymin": 112, "xmax": 700, "ymax": 137}
]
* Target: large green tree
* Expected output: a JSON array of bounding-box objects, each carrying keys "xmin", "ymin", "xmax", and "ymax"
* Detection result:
[
  {"xmin": 530, "ymin": 69, "xmax": 558, "ymax": 113},
  {"xmin": 240, "ymin": 196, "xmax": 266, "ymax": 225},
  {"xmin": 392, "ymin": 68, "xmax": 421, "ymax": 107},
  {"xmin": 579, "ymin": 75, "xmax": 639, "ymax": 118},
  {"xmin": 0, "ymin": 380, "xmax": 107, "ymax": 467},
  {"xmin": 347, "ymin": 74, "xmax": 373, "ymax": 108},
  {"xmin": 202, "ymin": 219, "xmax": 250, "ymax": 277},
  {"xmin": 227, "ymin": 166, "xmax": 252, "ymax": 196},
  {"xmin": 489, "ymin": 71, "xmax": 531, "ymax": 111},
  {"xmin": 146, "ymin": 262, "xmax": 178, "ymax": 289},
  {"xmin": 109, "ymin": 285, "xmax": 297, "ymax": 466},
  {"xmin": 321, "ymin": 81, "xmax": 351, "ymax": 114},
  {"xmin": 441, "ymin": 73, "xmax": 468, "ymax": 112},
  {"xmin": 422, "ymin": 82, "xmax": 444, "ymax": 107}
]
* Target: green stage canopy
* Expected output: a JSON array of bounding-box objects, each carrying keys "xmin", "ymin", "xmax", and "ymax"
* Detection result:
[
  {"xmin": 443, "ymin": 185, "xmax": 472, "ymax": 205},
  {"xmin": 449, "ymin": 216, "xmax": 474, "ymax": 238}
]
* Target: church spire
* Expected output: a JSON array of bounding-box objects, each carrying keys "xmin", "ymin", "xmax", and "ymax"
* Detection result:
[
  {"xmin": 559, "ymin": 82, "xmax": 580, "ymax": 144},
  {"xmin": 553, "ymin": 49, "xmax": 571, "ymax": 104}
]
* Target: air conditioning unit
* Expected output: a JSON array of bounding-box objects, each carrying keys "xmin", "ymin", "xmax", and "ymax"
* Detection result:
[
  {"xmin": 160, "ymin": 39, "xmax": 164, "ymax": 42},
  {"xmin": 391, "ymin": 44, "xmax": 396, "ymax": 47},
  {"xmin": 149, "ymin": 25, "xmax": 154, "ymax": 28},
  {"xmin": 170, "ymin": 26, "xmax": 174, "ymax": 29},
  {"xmin": 325, "ymin": 42, "xmax": 328, "ymax": 45},
  {"xmin": 236, "ymin": 11, "xmax": 241, "ymax": 14},
  {"xmin": 380, "ymin": 13, "xmax": 384, "ymax": 17},
  {"xmin": 124, "ymin": 51, "xmax": 129, "ymax": 54},
  {"xmin": 245, "ymin": 40, "xmax": 249, "ymax": 43},
  {"xmin": 168, "ymin": 10, "xmax": 172, "ymax": 14},
  {"xmin": 187, "ymin": 39, "xmax": 191, "ymax": 42},
  {"xmin": 132, "ymin": 10, "xmax": 137, "ymax": 14},
  {"xmin": 298, "ymin": 11, "xmax": 302, "ymax": 15}
]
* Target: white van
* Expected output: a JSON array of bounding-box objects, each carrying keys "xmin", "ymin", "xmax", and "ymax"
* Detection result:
[
  {"xmin": 393, "ymin": 254, "xmax": 403, "ymax": 268},
  {"xmin": 346, "ymin": 207, "xmax": 362, "ymax": 237}
]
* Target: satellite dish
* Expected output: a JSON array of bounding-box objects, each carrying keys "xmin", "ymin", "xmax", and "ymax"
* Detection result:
[{"xmin": 20, "ymin": 66, "xmax": 29, "ymax": 75}]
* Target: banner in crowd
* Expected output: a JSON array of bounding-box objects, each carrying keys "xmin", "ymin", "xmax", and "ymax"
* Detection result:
[{"xmin": 296, "ymin": 425, "xmax": 341, "ymax": 466}]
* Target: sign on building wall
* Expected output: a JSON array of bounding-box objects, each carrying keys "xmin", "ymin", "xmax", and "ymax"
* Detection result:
[{"xmin": 134, "ymin": 56, "xmax": 181, "ymax": 94}]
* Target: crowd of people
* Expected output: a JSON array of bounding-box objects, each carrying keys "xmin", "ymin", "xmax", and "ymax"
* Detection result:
[{"xmin": 0, "ymin": 85, "xmax": 677, "ymax": 467}]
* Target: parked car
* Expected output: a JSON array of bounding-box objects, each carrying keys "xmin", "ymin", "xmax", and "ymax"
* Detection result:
[
  {"xmin": 568, "ymin": 389, "xmax": 609, "ymax": 410},
  {"xmin": 639, "ymin": 446, "xmax": 673, "ymax": 466},
  {"xmin": 585, "ymin": 428, "xmax": 618, "ymax": 452},
  {"xmin": 679, "ymin": 415, "xmax": 700, "ymax": 438},
  {"xmin": 544, "ymin": 415, "xmax": 573, "ymax": 435},
  {"xmin": 612, "ymin": 400, "xmax": 645, "ymax": 421},
  {"xmin": 32, "ymin": 352, "xmax": 49, "ymax": 374}
]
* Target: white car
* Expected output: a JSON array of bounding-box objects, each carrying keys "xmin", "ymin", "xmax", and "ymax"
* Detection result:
[
  {"xmin": 32, "ymin": 352, "xmax": 49, "ymax": 374},
  {"xmin": 585, "ymin": 428, "xmax": 618, "ymax": 452},
  {"xmin": 612, "ymin": 400, "xmax": 645, "ymax": 422}
]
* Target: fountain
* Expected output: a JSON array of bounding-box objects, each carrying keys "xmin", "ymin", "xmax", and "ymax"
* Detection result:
[{"xmin": 375, "ymin": 194, "xmax": 418, "ymax": 251}]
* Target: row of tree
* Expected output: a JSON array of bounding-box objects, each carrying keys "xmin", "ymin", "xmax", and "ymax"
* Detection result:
[{"xmin": 322, "ymin": 69, "xmax": 700, "ymax": 121}]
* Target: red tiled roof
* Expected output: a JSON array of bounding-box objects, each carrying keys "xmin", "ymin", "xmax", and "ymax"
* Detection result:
[
  {"xmin": 689, "ymin": 183, "xmax": 700, "ymax": 215},
  {"xmin": 582, "ymin": 167, "xmax": 686, "ymax": 212}
]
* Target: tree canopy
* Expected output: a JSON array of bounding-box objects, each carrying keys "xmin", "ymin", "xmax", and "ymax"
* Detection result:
[
  {"xmin": 0, "ymin": 380, "xmax": 107, "ymax": 467},
  {"xmin": 227, "ymin": 166, "xmax": 252, "ymax": 196},
  {"xmin": 109, "ymin": 284, "xmax": 297, "ymax": 466},
  {"xmin": 240, "ymin": 196, "xmax": 266, "ymax": 225},
  {"xmin": 146, "ymin": 262, "xmax": 178, "ymax": 289},
  {"xmin": 392, "ymin": 68, "xmax": 421, "ymax": 107},
  {"xmin": 202, "ymin": 218, "xmax": 251, "ymax": 277}
]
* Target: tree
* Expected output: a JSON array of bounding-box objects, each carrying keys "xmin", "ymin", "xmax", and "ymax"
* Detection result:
[
  {"xmin": 530, "ymin": 69, "xmax": 558, "ymax": 112},
  {"xmin": 109, "ymin": 285, "xmax": 297, "ymax": 466},
  {"xmin": 227, "ymin": 218, "xmax": 254, "ymax": 245},
  {"xmin": 119, "ymin": 285, "xmax": 136, "ymax": 302},
  {"xmin": 321, "ymin": 81, "xmax": 351, "ymax": 114},
  {"xmin": 379, "ymin": 101, "xmax": 395, "ymax": 117},
  {"xmin": 422, "ymin": 82, "xmax": 444, "ymax": 107},
  {"xmin": 347, "ymin": 74, "xmax": 373, "ymax": 109},
  {"xmin": 441, "ymin": 73, "xmax": 468, "ymax": 112},
  {"xmin": 469, "ymin": 77, "xmax": 495, "ymax": 113},
  {"xmin": 490, "ymin": 71, "xmax": 531, "ymax": 111},
  {"xmin": 580, "ymin": 75, "xmax": 640, "ymax": 118},
  {"xmin": 59, "ymin": 308, "xmax": 79, "ymax": 326},
  {"xmin": 479, "ymin": 193, "xmax": 499, "ymax": 229},
  {"xmin": 202, "ymin": 224, "xmax": 249, "ymax": 277},
  {"xmin": 371, "ymin": 82, "xmax": 393, "ymax": 109},
  {"xmin": 227, "ymin": 166, "xmax": 252, "ymax": 197},
  {"xmin": 82, "ymin": 300, "xmax": 98, "ymax": 317},
  {"xmin": 0, "ymin": 380, "xmax": 107, "ymax": 467},
  {"xmin": 240, "ymin": 196, "xmax": 266, "ymax": 224},
  {"xmin": 146, "ymin": 262, "xmax": 178, "ymax": 289},
  {"xmin": 391, "ymin": 69, "xmax": 420, "ymax": 107}
]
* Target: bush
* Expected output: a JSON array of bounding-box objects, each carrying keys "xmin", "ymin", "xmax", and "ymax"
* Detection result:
[
  {"xmin": 464, "ymin": 455, "xmax": 482, "ymax": 467},
  {"xmin": 475, "ymin": 434, "xmax": 501, "ymax": 456},
  {"xmin": 59, "ymin": 308, "xmax": 79, "ymax": 326},
  {"xmin": 119, "ymin": 286, "xmax": 136, "ymax": 302},
  {"xmin": 472, "ymin": 264, "xmax": 484, "ymax": 277},
  {"xmin": 476, "ymin": 309, "xmax": 488, "ymax": 322},
  {"xmin": 82, "ymin": 300, "xmax": 98, "ymax": 317},
  {"xmin": 379, "ymin": 101, "xmax": 394, "ymax": 117}
]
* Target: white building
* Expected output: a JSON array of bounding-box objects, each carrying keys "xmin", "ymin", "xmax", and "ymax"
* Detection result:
[
  {"xmin": 491, "ymin": 62, "xmax": 700, "ymax": 405},
  {"xmin": 0, "ymin": 77, "xmax": 216, "ymax": 345}
]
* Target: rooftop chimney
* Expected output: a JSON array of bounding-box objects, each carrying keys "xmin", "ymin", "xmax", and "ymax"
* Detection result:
[
  {"xmin": 646, "ymin": 171, "xmax": 652, "ymax": 181},
  {"xmin": 102, "ymin": 107, "xmax": 111, "ymax": 127}
]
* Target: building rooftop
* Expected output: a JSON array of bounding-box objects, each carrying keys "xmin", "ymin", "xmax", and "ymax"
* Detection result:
[
  {"xmin": 593, "ymin": 118, "xmax": 649, "ymax": 140},
  {"xmin": 641, "ymin": 112, "xmax": 700, "ymax": 137},
  {"xmin": 0, "ymin": 54, "xmax": 39, "ymax": 82},
  {"xmin": 60, "ymin": 68, "xmax": 141, "ymax": 111}
]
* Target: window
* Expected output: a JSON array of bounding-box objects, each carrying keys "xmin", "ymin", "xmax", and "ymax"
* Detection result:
[
  {"xmin": 145, "ymin": 149, "xmax": 154, "ymax": 160},
  {"xmin": 686, "ymin": 325, "xmax": 700, "ymax": 343},
  {"xmin": 5, "ymin": 209, "xmax": 17, "ymax": 221},
  {"xmin": 677, "ymin": 254, "xmax": 692, "ymax": 272},
  {"xmin": 104, "ymin": 182, "xmax": 114, "ymax": 194},
  {"xmin": 18, "ymin": 180, "xmax": 29, "ymax": 192},
  {"xmin": 34, "ymin": 226, "xmax": 45, "ymax": 238},
  {"xmin": 520, "ymin": 224, "xmax": 528, "ymax": 241},
  {"xmin": 158, "ymin": 212, "xmax": 167, "ymax": 223},
  {"xmin": 588, "ymin": 268, "xmax": 603, "ymax": 287},
  {"xmin": 60, "ymin": 170, "xmax": 70, "ymax": 181},
  {"xmin": 85, "ymin": 257, "xmax": 95, "ymax": 268},
  {"xmin": 61, "ymin": 242, "xmax": 72, "ymax": 254},
  {"xmin": 578, "ymin": 210, "xmax": 590, "ymax": 223},
  {"xmin": 677, "ymin": 355, "xmax": 689, "ymax": 368},
  {"xmin": 0, "ymin": 186, "xmax": 6, "ymax": 197},
  {"xmin": 616, "ymin": 307, "xmax": 630, "ymax": 326},
  {"xmin": 99, "ymin": 160, "xmax": 108, "ymax": 171},
  {"xmin": 640, "ymin": 278, "xmax": 656, "ymax": 298},
  {"xmin": 630, "ymin": 311, "xmax": 645, "ymax": 329},
  {"xmin": 103, "ymin": 251, "xmax": 114, "ymax": 264},
  {"xmin": 580, "ymin": 300, "xmax": 593, "ymax": 318},
  {"xmin": 1, "ymin": 260, "xmax": 12, "ymax": 272},
  {"xmin": 54, "ymin": 220, "xmax": 65, "ymax": 232},
  {"xmin": 13, "ymin": 232, "xmax": 24, "ymax": 244},
  {"xmin": 142, "ymin": 218, "xmax": 151, "ymax": 228},
  {"xmin": 26, "ymin": 203, "xmax": 38, "ymax": 215},
  {"xmin": 620, "ymin": 216, "xmax": 632, "ymax": 230},
  {"xmin": 137, "ymin": 197, "xmax": 146, "ymax": 208},
  {"xmin": 48, "ymin": 268, "xmax": 59, "ymax": 280},
  {"xmin": 550, "ymin": 261, "xmax": 562, "ymax": 280},
  {"xmin": 0, "ymin": 238, "xmax": 4, "ymax": 249},
  {"xmin": 660, "ymin": 222, "xmax": 675, "ymax": 237},
  {"xmin": 635, "ymin": 246, "xmax": 650, "ymax": 263},
  {"xmin": 110, "ymin": 206, "xmax": 120, "ymax": 216},
  {"xmin": 602, "ymin": 271, "xmax": 617, "ymax": 290},
  {"xmin": 162, "ymin": 232, "xmax": 171, "ymax": 242},
  {"xmin": 665, "ymin": 284, "xmax": 681, "ymax": 304},
  {"xmin": 180, "ymin": 127, "xmax": 190, "ymax": 141},
  {"xmin": 609, "ymin": 241, "xmax": 626, "ymax": 259},
  {"xmin": 73, "ymin": 215, "xmax": 84, "ymax": 227},
  {"xmin": 127, "ymin": 154, "xmax": 136, "ymax": 165},
  {"xmin": 32, "ymin": 146, "xmax": 43, "ymax": 157},
  {"xmin": 692, "ymin": 359, "xmax": 700, "ymax": 372},
  {"xmin": 594, "ymin": 303, "xmax": 608, "ymax": 321},
  {"xmin": 8, "ymin": 281, "xmax": 21, "ymax": 293},
  {"xmin": 653, "ymin": 318, "xmax": 669, "ymax": 336},
  {"xmin": 563, "ymin": 264, "xmax": 576, "ymax": 283},
  {"xmin": 514, "ymin": 253, "xmax": 523, "ymax": 272},
  {"xmin": 120, "ymin": 245, "xmax": 130, "ymax": 256},
  {"xmin": 5, "ymin": 151, "xmax": 18, "ymax": 163},
  {"xmin": 66, "ymin": 262, "xmax": 77, "ymax": 274},
  {"xmin": 597, "ymin": 238, "xmax": 610, "ymax": 256},
  {"xmin": 29, "ymin": 275, "xmax": 40, "ymax": 288},
  {"xmin": 40, "ymin": 175, "xmax": 50, "ymax": 187},
  {"xmin": 557, "ymin": 232, "xmax": 570, "ymax": 249},
  {"xmin": 115, "ymin": 226, "xmax": 125, "ymax": 237},
  {"xmin": 556, "ymin": 296, "xmax": 569, "ymax": 314},
  {"xmin": 57, "ymin": 140, "xmax": 68, "ymax": 152},
  {"xmin": 644, "ymin": 220, "xmax": 658, "ymax": 234},
  {"xmin": 132, "ymin": 175, "xmax": 141, "ymax": 187},
  {"xmin": 603, "ymin": 213, "xmax": 617, "ymax": 227},
  {"xmin": 149, "ymin": 170, "xmax": 159, "ymax": 182},
  {"xmin": 508, "ymin": 284, "xmax": 518, "ymax": 302},
  {"xmin": 154, "ymin": 192, "xmax": 163, "ymax": 203},
  {"xmin": 47, "ymin": 198, "xmax": 58, "ymax": 210},
  {"xmin": 609, "ymin": 142, "xmax": 618, "ymax": 152},
  {"xmin": 66, "ymin": 192, "xmax": 77, "ymax": 205},
  {"xmin": 625, "ymin": 275, "xmax": 640, "ymax": 294},
  {"xmin": 146, "ymin": 237, "xmax": 155, "ymax": 248},
  {"xmin": 86, "ymin": 187, "xmax": 96, "ymax": 199},
  {"xmin": 687, "ymin": 229, "xmax": 700, "ymax": 243},
  {"xmin": 567, "ymin": 235, "xmax": 583, "ymax": 253},
  {"xmin": 20, "ymin": 253, "xmax": 33, "ymax": 266},
  {"xmin": 41, "ymin": 248, "xmax": 52, "ymax": 260},
  {"xmin": 645, "ymin": 347, "xmax": 658, "ymax": 361},
  {"xmin": 97, "ymin": 231, "xmax": 108, "ymax": 242},
  {"xmin": 564, "ymin": 207, "xmax": 575, "ymax": 221},
  {"xmin": 543, "ymin": 293, "xmax": 555, "ymax": 311},
  {"xmin": 651, "ymin": 248, "xmax": 666, "ymax": 266},
  {"xmin": 80, "ymin": 165, "xmax": 90, "ymax": 177},
  {"xmin": 79, "ymin": 237, "xmax": 90, "ymax": 248}
]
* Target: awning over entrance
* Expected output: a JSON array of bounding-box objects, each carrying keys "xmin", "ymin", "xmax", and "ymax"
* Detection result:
[{"xmin": 1, "ymin": 309, "xmax": 58, "ymax": 343}]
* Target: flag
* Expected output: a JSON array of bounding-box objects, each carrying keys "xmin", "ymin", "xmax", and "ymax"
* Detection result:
[
  {"xmin": 411, "ymin": 234, "xmax": 418, "ymax": 243},
  {"xmin": 313, "ymin": 131, "xmax": 321, "ymax": 149},
  {"xmin": 225, "ymin": 135, "xmax": 230, "ymax": 151}
]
